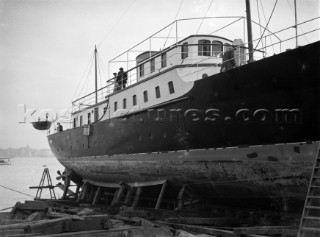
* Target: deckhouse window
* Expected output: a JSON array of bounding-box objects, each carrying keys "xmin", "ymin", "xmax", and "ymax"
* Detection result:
[
  {"xmin": 161, "ymin": 52, "xmax": 167, "ymax": 68},
  {"xmin": 168, "ymin": 81, "xmax": 175, "ymax": 94},
  {"xmin": 155, "ymin": 86, "xmax": 161, "ymax": 98},
  {"xmin": 73, "ymin": 118, "xmax": 77, "ymax": 128},
  {"xmin": 139, "ymin": 63, "xmax": 144, "ymax": 77},
  {"xmin": 87, "ymin": 113, "xmax": 91, "ymax": 124},
  {"xmin": 114, "ymin": 101, "xmax": 118, "ymax": 111},
  {"xmin": 181, "ymin": 42, "xmax": 188, "ymax": 59},
  {"xmin": 198, "ymin": 40, "xmax": 210, "ymax": 56},
  {"xmin": 123, "ymin": 98, "xmax": 127, "ymax": 109},
  {"xmin": 212, "ymin": 41, "xmax": 223, "ymax": 57},
  {"xmin": 80, "ymin": 116, "xmax": 83, "ymax": 126},
  {"xmin": 143, "ymin": 91, "xmax": 148, "ymax": 102},
  {"xmin": 150, "ymin": 58, "xmax": 155, "ymax": 73},
  {"xmin": 133, "ymin": 95, "xmax": 137, "ymax": 106}
]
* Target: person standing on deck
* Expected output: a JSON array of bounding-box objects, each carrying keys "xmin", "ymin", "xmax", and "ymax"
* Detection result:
[{"xmin": 117, "ymin": 67, "xmax": 128, "ymax": 90}]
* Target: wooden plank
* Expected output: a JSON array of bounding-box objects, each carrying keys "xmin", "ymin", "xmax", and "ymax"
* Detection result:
[
  {"xmin": 0, "ymin": 228, "xmax": 25, "ymax": 237},
  {"xmin": 25, "ymin": 217, "xmax": 72, "ymax": 234},
  {"xmin": 6, "ymin": 233, "xmax": 43, "ymax": 237},
  {"xmin": 165, "ymin": 217, "xmax": 241, "ymax": 226},
  {"xmin": 157, "ymin": 221, "xmax": 235, "ymax": 237},
  {"xmin": 37, "ymin": 227, "xmax": 139, "ymax": 237},
  {"xmin": 0, "ymin": 220, "xmax": 47, "ymax": 231},
  {"xmin": 25, "ymin": 215, "xmax": 113, "ymax": 234},
  {"xmin": 57, "ymin": 183, "xmax": 75, "ymax": 195},
  {"xmin": 233, "ymin": 226, "xmax": 298, "ymax": 235}
]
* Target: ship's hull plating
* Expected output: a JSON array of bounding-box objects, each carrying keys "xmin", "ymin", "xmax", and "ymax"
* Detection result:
[{"xmin": 48, "ymin": 41, "xmax": 320, "ymax": 211}]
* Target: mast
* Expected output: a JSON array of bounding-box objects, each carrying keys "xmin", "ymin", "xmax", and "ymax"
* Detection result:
[
  {"xmin": 94, "ymin": 45, "xmax": 98, "ymax": 104},
  {"xmin": 245, "ymin": 0, "xmax": 254, "ymax": 62}
]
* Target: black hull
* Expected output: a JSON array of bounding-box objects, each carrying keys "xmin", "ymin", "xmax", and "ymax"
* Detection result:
[
  {"xmin": 48, "ymin": 41, "xmax": 320, "ymax": 212},
  {"xmin": 49, "ymin": 41, "xmax": 320, "ymax": 157}
]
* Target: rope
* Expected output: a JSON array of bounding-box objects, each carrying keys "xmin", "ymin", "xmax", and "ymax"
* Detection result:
[
  {"xmin": 72, "ymin": 51, "xmax": 95, "ymax": 103},
  {"xmin": 162, "ymin": 0, "xmax": 184, "ymax": 49},
  {"xmin": 195, "ymin": 0, "xmax": 214, "ymax": 35},
  {"xmin": 0, "ymin": 206, "xmax": 15, "ymax": 212},
  {"xmin": 71, "ymin": 51, "xmax": 95, "ymax": 102},
  {"xmin": 255, "ymin": 0, "xmax": 278, "ymax": 51},
  {"xmin": 258, "ymin": 0, "xmax": 275, "ymax": 53},
  {"xmin": 256, "ymin": 0, "xmax": 264, "ymax": 49},
  {"xmin": 209, "ymin": 17, "xmax": 243, "ymax": 35},
  {"xmin": 98, "ymin": 53, "xmax": 109, "ymax": 82},
  {"xmin": 82, "ymin": 55, "xmax": 95, "ymax": 98},
  {"xmin": 0, "ymin": 184, "xmax": 34, "ymax": 198},
  {"xmin": 97, "ymin": 0, "xmax": 136, "ymax": 48}
]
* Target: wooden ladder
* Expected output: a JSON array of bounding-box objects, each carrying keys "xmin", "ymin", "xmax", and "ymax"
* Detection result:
[
  {"xmin": 298, "ymin": 146, "xmax": 320, "ymax": 237},
  {"xmin": 35, "ymin": 168, "xmax": 56, "ymax": 200}
]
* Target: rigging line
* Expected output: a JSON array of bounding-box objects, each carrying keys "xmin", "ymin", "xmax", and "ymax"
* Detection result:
[
  {"xmin": 72, "ymin": 52, "xmax": 95, "ymax": 102},
  {"xmin": 0, "ymin": 184, "xmax": 34, "ymax": 198},
  {"xmin": 195, "ymin": 0, "xmax": 215, "ymax": 35},
  {"xmin": 97, "ymin": 60, "xmax": 103, "ymax": 98},
  {"xmin": 81, "ymin": 55, "xmax": 95, "ymax": 99},
  {"xmin": 95, "ymin": 50, "xmax": 102, "ymax": 89},
  {"xmin": 97, "ymin": 0, "xmax": 136, "ymax": 48},
  {"xmin": 98, "ymin": 53, "xmax": 109, "ymax": 81},
  {"xmin": 209, "ymin": 17, "xmax": 243, "ymax": 35},
  {"xmin": 254, "ymin": 0, "xmax": 278, "ymax": 52},
  {"xmin": 186, "ymin": 0, "xmax": 214, "ymax": 50},
  {"xmin": 258, "ymin": 0, "xmax": 276, "ymax": 52},
  {"xmin": 285, "ymin": 0, "xmax": 309, "ymax": 44},
  {"xmin": 162, "ymin": 0, "xmax": 184, "ymax": 49},
  {"xmin": 0, "ymin": 206, "xmax": 14, "ymax": 212},
  {"xmin": 256, "ymin": 0, "xmax": 264, "ymax": 49}
]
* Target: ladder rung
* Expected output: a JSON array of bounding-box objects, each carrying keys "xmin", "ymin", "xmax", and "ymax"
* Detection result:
[
  {"xmin": 303, "ymin": 216, "xmax": 320, "ymax": 221},
  {"xmin": 305, "ymin": 206, "xmax": 320, "ymax": 210},
  {"xmin": 300, "ymin": 227, "xmax": 320, "ymax": 232}
]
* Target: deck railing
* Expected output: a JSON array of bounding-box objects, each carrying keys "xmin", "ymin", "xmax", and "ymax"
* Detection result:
[{"xmin": 71, "ymin": 16, "xmax": 320, "ymax": 114}]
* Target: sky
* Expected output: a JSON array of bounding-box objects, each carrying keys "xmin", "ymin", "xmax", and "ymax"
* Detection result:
[{"xmin": 0, "ymin": 0, "xmax": 319, "ymax": 149}]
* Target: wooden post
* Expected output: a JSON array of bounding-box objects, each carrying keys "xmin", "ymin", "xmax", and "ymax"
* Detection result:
[
  {"xmin": 61, "ymin": 174, "xmax": 70, "ymax": 200},
  {"xmin": 74, "ymin": 184, "xmax": 81, "ymax": 200},
  {"xmin": 77, "ymin": 182, "xmax": 88, "ymax": 203},
  {"xmin": 124, "ymin": 188, "xmax": 133, "ymax": 206},
  {"xmin": 131, "ymin": 187, "xmax": 142, "ymax": 208},
  {"xmin": 92, "ymin": 186, "xmax": 102, "ymax": 205},
  {"xmin": 155, "ymin": 182, "xmax": 167, "ymax": 209},
  {"xmin": 111, "ymin": 189, "xmax": 120, "ymax": 206},
  {"xmin": 177, "ymin": 185, "xmax": 186, "ymax": 210}
]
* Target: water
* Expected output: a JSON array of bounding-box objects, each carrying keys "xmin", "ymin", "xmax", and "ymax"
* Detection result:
[{"xmin": 0, "ymin": 156, "xmax": 64, "ymax": 212}]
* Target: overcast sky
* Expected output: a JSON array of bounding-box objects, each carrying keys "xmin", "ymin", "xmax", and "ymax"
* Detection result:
[{"xmin": 0, "ymin": 0, "xmax": 319, "ymax": 149}]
